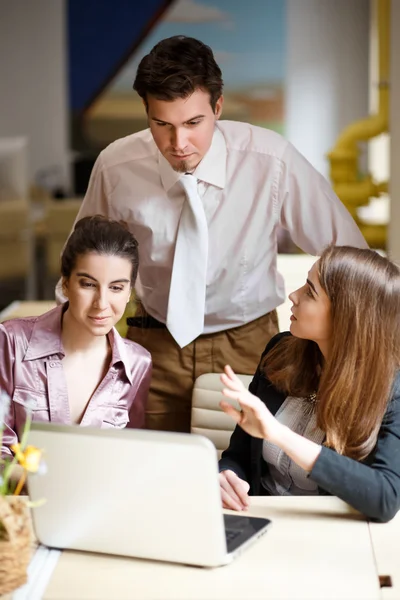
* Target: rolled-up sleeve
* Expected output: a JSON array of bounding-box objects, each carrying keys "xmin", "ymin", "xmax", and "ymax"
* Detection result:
[{"xmin": 279, "ymin": 143, "xmax": 368, "ymax": 254}]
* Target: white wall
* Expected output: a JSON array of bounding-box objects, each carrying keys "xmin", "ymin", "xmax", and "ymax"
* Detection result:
[
  {"xmin": 0, "ymin": 0, "xmax": 69, "ymax": 190},
  {"xmin": 388, "ymin": 0, "xmax": 400, "ymax": 261},
  {"xmin": 285, "ymin": 0, "xmax": 370, "ymax": 179},
  {"xmin": 369, "ymin": 0, "xmax": 390, "ymax": 185}
]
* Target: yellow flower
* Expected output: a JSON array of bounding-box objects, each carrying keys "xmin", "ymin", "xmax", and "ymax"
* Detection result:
[{"xmin": 11, "ymin": 444, "xmax": 42, "ymax": 473}]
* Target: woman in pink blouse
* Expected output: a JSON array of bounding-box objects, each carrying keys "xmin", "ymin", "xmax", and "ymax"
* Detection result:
[{"xmin": 1, "ymin": 216, "xmax": 152, "ymax": 458}]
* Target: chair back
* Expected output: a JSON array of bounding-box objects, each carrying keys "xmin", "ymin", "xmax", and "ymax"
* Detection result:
[{"xmin": 191, "ymin": 373, "xmax": 252, "ymax": 458}]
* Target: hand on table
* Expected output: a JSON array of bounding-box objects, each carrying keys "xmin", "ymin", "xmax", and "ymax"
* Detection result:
[{"xmin": 219, "ymin": 469, "xmax": 250, "ymax": 511}]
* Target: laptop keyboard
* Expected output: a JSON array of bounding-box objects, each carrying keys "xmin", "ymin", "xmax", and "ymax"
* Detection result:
[
  {"xmin": 224, "ymin": 513, "xmax": 272, "ymax": 554},
  {"xmin": 225, "ymin": 529, "xmax": 242, "ymax": 544}
]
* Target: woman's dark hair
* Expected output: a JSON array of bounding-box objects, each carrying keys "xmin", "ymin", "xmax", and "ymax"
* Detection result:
[
  {"xmin": 133, "ymin": 35, "xmax": 223, "ymax": 111},
  {"xmin": 61, "ymin": 216, "xmax": 139, "ymax": 285}
]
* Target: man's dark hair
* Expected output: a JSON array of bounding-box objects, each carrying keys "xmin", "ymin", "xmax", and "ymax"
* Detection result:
[{"xmin": 133, "ymin": 36, "xmax": 223, "ymax": 111}]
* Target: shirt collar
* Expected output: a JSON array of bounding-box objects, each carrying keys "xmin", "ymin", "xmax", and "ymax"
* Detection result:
[
  {"xmin": 108, "ymin": 328, "xmax": 134, "ymax": 385},
  {"xmin": 24, "ymin": 305, "xmax": 133, "ymax": 384},
  {"xmin": 158, "ymin": 124, "xmax": 227, "ymax": 192},
  {"xmin": 193, "ymin": 125, "xmax": 226, "ymax": 188},
  {"xmin": 24, "ymin": 305, "xmax": 66, "ymax": 360},
  {"xmin": 158, "ymin": 151, "xmax": 181, "ymax": 193}
]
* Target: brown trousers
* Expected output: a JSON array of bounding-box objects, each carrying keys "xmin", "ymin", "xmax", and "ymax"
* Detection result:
[{"xmin": 127, "ymin": 311, "xmax": 279, "ymax": 433}]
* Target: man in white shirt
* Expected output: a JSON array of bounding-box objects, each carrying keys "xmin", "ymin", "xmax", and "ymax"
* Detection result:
[{"xmin": 61, "ymin": 35, "xmax": 367, "ymax": 433}]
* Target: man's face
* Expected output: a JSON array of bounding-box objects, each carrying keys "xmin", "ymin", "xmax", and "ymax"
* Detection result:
[{"xmin": 146, "ymin": 89, "xmax": 223, "ymax": 172}]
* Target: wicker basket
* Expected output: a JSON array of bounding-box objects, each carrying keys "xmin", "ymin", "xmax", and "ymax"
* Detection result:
[{"xmin": 0, "ymin": 496, "xmax": 33, "ymax": 595}]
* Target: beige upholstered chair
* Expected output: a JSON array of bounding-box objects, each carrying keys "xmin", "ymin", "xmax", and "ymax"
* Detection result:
[
  {"xmin": 0, "ymin": 198, "xmax": 33, "ymax": 298},
  {"xmin": 0, "ymin": 199, "xmax": 31, "ymax": 278},
  {"xmin": 191, "ymin": 373, "xmax": 253, "ymax": 458},
  {"xmin": 190, "ymin": 254, "xmax": 317, "ymax": 457}
]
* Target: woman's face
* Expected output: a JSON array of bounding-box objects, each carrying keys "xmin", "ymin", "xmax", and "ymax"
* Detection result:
[
  {"xmin": 288, "ymin": 261, "xmax": 332, "ymax": 356},
  {"xmin": 62, "ymin": 252, "xmax": 132, "ymax": 336}
]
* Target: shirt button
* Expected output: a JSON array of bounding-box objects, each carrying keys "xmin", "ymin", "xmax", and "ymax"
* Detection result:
[{"xmin": 49, "ymin": 362, "xmax": 56, "ymax": 367}]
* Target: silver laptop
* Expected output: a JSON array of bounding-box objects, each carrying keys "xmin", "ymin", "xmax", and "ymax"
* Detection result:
[{"xmin": 27, "ymin": 423, "xmax": 271, "ymax": 567}]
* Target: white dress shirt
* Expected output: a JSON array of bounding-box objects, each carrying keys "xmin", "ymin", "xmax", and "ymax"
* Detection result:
[{"xmin": 69, "ymin": 121, "xmax": 367, "ymax": 334}]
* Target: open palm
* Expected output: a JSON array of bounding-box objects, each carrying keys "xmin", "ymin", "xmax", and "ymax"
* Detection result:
[{"xmin": 220, "ymin": 365, "xmax": 279, "ymax": 441}]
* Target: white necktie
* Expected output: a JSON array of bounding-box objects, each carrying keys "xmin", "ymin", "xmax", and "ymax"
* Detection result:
[{"xmin": 166, "ymin": 174, "xmax": 208, "ymax": 347}]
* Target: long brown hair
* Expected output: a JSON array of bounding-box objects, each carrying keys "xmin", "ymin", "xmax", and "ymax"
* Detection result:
[{"xmin": 264, "ymin": 246, "xmax": 400, "ymax": 460}]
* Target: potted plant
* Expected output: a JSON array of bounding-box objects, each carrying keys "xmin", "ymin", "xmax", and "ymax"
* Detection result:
[{"xmin": 0, "ymin": 391, "xmax": 43, "ymax": 595}]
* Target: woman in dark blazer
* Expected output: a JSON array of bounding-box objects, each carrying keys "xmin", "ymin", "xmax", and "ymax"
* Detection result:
[{"xmin": 219, "ymin": 246, "xmax": 400, "ymax": 523}]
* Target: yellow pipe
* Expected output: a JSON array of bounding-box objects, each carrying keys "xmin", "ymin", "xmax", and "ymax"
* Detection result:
[
  {"xmin": 334, "ymin": 177, "xmax": 381, "ymax": 208},
  {"xmin": 328, "ymin": 0, "xmax": 389, "ymax": 164},
  {"xmin": 327, "ymin": 0, "xmax": 390, "ymax": 247},
  {"xmin": 359, "ymin": 223, "xmax": 387, "ymax": 248},
  {"xmin": 376, "ymin": 181, "xmax": 388, "ymax": 195}
]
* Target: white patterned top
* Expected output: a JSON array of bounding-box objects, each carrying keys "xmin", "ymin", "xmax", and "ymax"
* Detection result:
[{"xmin": 261, "ymin": 396, "xmax": 325, "ymax": 496}]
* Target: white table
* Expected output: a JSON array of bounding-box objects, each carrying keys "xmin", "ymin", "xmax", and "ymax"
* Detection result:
[
  {"xmin": 39, "ymin": 497, "xmax": 382, "ymax": 600},
  {"xmin": 369, "ymin": 510, "xmax": 400, "ymax": 599}
]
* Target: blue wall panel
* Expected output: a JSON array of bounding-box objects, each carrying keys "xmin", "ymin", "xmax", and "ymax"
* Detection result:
[{"xmin": 68, "ymin": 0, "xmax": 172, "ymax": 114}]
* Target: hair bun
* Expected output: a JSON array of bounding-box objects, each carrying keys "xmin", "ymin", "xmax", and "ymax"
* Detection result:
[
  {"xmin": 118, "ymin": 219, "xmax": 130, "ymax": 231},
  {"xmin": 73, "ymin": 214, "xmax": 108, "ymax": 231}
]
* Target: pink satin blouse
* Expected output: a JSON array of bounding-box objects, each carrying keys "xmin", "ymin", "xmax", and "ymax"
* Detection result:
[{"xmin": 0, "ymin": 305, "xmax": 152, "ymax": 458}]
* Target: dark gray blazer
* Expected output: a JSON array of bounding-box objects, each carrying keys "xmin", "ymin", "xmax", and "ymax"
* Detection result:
[{"xmin": 219, "ymin": 333, "xmax": 400, "ymax": 523}]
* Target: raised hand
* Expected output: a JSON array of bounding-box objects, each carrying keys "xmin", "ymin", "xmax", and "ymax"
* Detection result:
[{"xmin": 220, "ymin": 365, "xmax": 282, "ymax": 443}]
